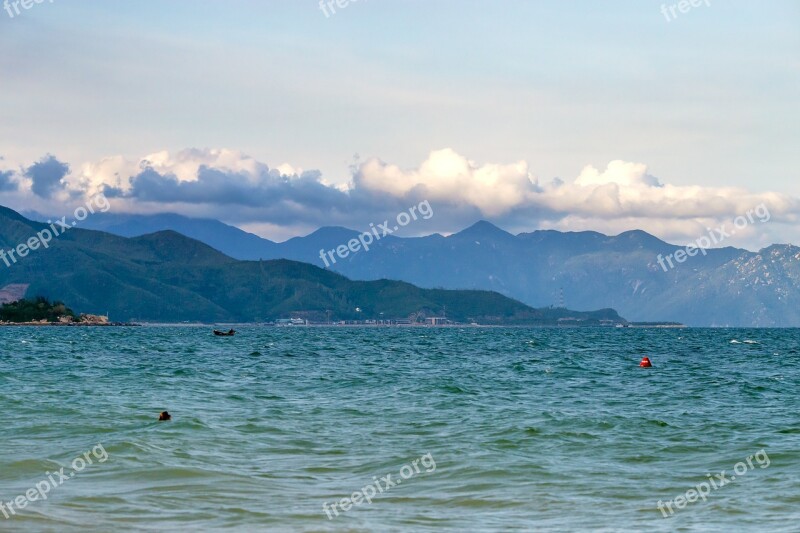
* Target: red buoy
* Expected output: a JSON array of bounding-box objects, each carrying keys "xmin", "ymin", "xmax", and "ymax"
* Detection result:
[{"xmin": 639, "ymin": 357, "xmax": 653, "ymax": 368}]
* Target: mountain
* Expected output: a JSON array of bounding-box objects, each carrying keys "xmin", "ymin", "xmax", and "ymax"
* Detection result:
[
  {"xmin": 0, "ymin": 207, "xmax": 623, "ymax": 324},
  {"xmin": 319, "ymin": 224, "xmax": 795, "ymax": 326},
  {"xmin": 38, "ymin": 210, "xmax": 800, "ymax": 325},
  {"xmin": 278, "ymin": 226, "xmax": 363, "ymax": 259},
  {"xmin": 32, "ymin": 212, "xmax": 280, "ymax": 260}
]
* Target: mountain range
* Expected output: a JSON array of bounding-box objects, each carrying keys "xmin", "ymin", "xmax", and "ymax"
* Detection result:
[
  {"xmin": 2, "ymin": 207, "xmax": 621, "ymax": 325},
  {"xmin": 56, "ymin": 211, "xmax": 800, "ymax": 326}
]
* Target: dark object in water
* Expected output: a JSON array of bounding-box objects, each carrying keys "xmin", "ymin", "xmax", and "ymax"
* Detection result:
[
  {"xmin": 214, "ymin": 329, "xmax": 236, "ymax": 337},
  {"xmin": 159, "ymin": 411, "xmax": 172, "ymax": 421}
]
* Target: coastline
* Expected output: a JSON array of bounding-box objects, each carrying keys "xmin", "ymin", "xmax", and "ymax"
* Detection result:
[
  {"xmin": 0, "ymin": 322, "xmax": 139, "ymax": 327},
  {"xmin": 131, "ymin": 322, "xmax": 686, "ymax": 329}
]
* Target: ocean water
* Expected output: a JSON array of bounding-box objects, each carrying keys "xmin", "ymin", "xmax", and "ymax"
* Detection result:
[{"xmin": 1, "ymin": 326, "xmax": 799, "ymax": 532}]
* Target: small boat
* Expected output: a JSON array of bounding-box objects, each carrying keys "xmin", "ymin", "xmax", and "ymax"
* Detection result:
[{"xmin": 213, "ymin": 329, "xmax": 236, "ymax": 337}]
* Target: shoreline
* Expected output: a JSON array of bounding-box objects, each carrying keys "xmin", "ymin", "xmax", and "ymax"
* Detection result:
[
  {"xmin": 0, "ymin": 322, "xmax": 139, "ymax": 327},
  {"xmin": 0, "ymin": 320, "xmax": 688, "ymax": 329}
]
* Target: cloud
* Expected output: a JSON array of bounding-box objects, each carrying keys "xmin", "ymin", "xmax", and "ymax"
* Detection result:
[
  {"xmin": 104, "ymin": 149, "xmax": 358, "ymax": 227},
  {"xmin": 4, "ymin": 147, "xmax": 800, "ymax": 250},
  {"xmin": 0, "ymin": 170, "xmax": 17, "ymax": 192},
  {"xmin": 354, "ymin": 150, "xmax": 800, "ymax": 225},
  {"xmin": 24, "ymin": 155, "xmax": 70, "ymax": 198},
  {"xmin": 125, "ymin": 165, "xmax": 345, "ymax": 209},
  {"xmin": 355, "ymin": 148, "xmax": 540, "ymax": 217},
  {"xmin": 574, "ymin": 161, "xmax": 662, "ymax": 188}
]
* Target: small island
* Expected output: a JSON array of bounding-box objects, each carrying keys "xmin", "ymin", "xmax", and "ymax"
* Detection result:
[{"xmin": 0, "ymin": 297, "xmax": 132, "ymax": 326}]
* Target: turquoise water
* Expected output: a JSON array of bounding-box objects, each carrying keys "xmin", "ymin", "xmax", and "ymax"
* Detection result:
[{"xmin": 1, "ymin": 326, "xmax": 799, "ymax": 532}]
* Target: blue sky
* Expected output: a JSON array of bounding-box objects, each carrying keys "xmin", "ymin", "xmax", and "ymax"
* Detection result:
[{"xmin": 0, "ymin": 1, "xmax": 798, "ymax": 245}]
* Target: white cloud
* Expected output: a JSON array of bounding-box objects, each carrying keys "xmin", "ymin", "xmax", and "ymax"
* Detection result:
[
  {"xmin": 3, "ymin": 147, "xmax": 800, "ymax": 250},
  {"xmin": 356, "ymin": 148, "xmax": 538, "ymax": 216},
  {"xmin": 574, "ymin": 160, "xmax": 661, "ymax": 188},
  {"xmin": 356, "ymin": 149, "xmax": 800, "ymax": 225},
  {"xmin": 140, "ymin": 148, "xmax": 268, "ymax": 184}
]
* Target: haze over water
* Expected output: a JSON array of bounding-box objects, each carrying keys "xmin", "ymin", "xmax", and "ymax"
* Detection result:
[{"xmin": 1, "ymin": 326, "xmax": 799, "ymax": 531}]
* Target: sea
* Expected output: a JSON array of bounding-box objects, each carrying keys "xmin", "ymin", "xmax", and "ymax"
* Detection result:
[{"xmin": 1, "ymin": 326, "xmax": 798, "ymax": 532}]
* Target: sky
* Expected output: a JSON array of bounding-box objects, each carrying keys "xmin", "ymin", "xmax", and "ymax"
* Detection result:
[{"xmin": 0, "ymin": 0, "xmax": 798, "ymax": 247}]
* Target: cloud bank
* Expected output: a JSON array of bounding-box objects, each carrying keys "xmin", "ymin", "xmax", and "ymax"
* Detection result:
[
  {"xmin": 0, "ymin": 169, "xmax": 17, "ymax": 192},
  {"xmin": 1, "ymin": 147, "xmax": 798, "ymax": 249},
  {"xmin": 25, "ymin": 155, "xmax": 70, "ymax": 199}
]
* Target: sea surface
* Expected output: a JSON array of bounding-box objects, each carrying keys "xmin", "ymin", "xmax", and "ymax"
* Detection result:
[{"xmin": 1, "ymin": 326, "xmax": 799, "ymax": 532}]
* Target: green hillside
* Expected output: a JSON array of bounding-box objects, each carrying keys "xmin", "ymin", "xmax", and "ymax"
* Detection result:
[{"xmin": 0, "ymin": 207, "xmax": 626, "ymax": 324}]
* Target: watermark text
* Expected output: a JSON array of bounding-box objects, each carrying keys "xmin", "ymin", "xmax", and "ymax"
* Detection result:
[
  {"xmin": 319, "ymin": 200, "xmax": 433, "ymax": 268},
  {"xmin": 0, "ymin": 193, "xmax": 110, "ymax": 269},
  {"xmin": 661, "ymin": 0, "xmax": 711, "ymax": 23},
  {"xmin": 323, "ymin": 453, "xmax": 436, "ymax": 519},
  {"xmin": 657, "ymin": 448, "xmax": 770, "ymax": 518},
  {"xmin": 1, "ymin": 443, "xmax": 109, "ymax": 520},
  {"xmin": 657, "ymin": 203, "xmax": 770, "ymax": 272},
  {"xmin": 4, "ymin": 0, "xmax": 55, "ymax": 20}
]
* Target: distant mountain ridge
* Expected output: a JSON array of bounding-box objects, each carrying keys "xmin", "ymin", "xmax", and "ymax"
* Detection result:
[
  {"xmin": 1, "ymin": 207, "xmax": 622, "ymax": 325},
  {"xmin": 52, "ymin": 210, "xmax": 800, "ymax": 326},
  {"xmin": 37, "ymin": 212, "xmax": 280, "ymax": 259}
]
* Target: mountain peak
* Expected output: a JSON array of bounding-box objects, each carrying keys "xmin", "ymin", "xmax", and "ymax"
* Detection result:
[
  {"xmin": 452, "ymin": 220, "xmax": 514, "ymax": 240},
  {"xmin": 759, "ymin": 243, "xmax": 800, "ymax": 257},
  {"xmin": 612, "ymin": 229, "xmax": 669, "ymax": 248},
  {"xmin": 294, "ymin": 226, "xmax": 362, "ymax": 243},
  {"xmin": 129, "ymin": 230, "xmax": 235, "ymax": 264}
]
